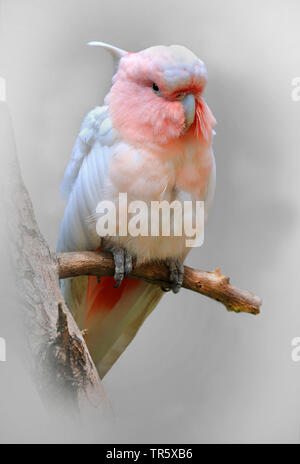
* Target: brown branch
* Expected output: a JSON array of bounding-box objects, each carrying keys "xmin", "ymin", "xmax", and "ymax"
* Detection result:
[{"xmin": 57, "ymin": 251, "xmax": 261, "ymax": 315}]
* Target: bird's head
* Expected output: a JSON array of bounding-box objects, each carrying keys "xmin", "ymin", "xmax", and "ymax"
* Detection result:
[{"xmin": 89, "ymin": 42, "xmax": 215, "ymax": 146}]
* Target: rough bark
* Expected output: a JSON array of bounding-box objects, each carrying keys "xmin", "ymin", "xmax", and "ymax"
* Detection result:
[{"xmin": 0, "ymin": 101, "xmax": 108, "ymax": 416}]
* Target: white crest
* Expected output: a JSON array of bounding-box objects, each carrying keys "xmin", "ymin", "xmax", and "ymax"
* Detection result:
[{"xmin": 88, "ymin": 41, "xmax": 127, "ymax": 69}]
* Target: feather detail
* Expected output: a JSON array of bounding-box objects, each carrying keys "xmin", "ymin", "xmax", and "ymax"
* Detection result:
[
  {"xmin": 59, "ymin": 105, "xmax": 115, "ymax": 200},
  {"xmin": 194, "ymin": 96, "xmax": 216, "ymax": 142},
  {"xmin": 85, "ymin": 275, "xmax": 163, "ymax": 378}
]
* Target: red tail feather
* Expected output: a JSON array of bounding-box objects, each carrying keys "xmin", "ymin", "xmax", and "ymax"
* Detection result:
[{"xmin": 87, "ymin": 275, "xmax": 141, "ymax": 318}]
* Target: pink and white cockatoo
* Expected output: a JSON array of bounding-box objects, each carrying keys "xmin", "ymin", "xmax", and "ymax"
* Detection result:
[{"xmin": 57, "ymin": 42, "xmax": 216, "ymax": 378}]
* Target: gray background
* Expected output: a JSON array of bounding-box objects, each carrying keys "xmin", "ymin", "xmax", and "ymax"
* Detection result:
[{"xmin": 0, "ymin": 0, "xmax": 300, "ymax": 443}]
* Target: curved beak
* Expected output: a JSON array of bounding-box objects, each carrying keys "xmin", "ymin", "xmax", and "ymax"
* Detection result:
[{"xmin": 181, "ymin": 93, "xmax": 196, "ymax": 130}]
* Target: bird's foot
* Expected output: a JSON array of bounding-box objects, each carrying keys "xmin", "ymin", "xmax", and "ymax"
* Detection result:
[
  {"xmin": 109, "ymin": 247, "xmax": 134, "ymax": 288},
  {"xmin": 161, "ymin": 258, "xmax": 184, "ymax": 294}
]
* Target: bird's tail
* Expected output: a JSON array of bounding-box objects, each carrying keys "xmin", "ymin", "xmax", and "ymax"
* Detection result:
[{"xmin": 61, "ymin": 273, "xmax": 163, "ymax": 378}]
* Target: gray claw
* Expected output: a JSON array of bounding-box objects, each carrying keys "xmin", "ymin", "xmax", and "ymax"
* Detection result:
[
  {"xmin": 124, "ymin": 250, "xmax": 133, "ymax": 276},
  {"xmin": 111, "ymin": 248, "xmax": 135, "ymax": 287},
  {"xmin": 177, "ymin": 261, "xmax": 184, "ymax": 287},
  {"xmin": 165, "ymin": 258, "xmax": 184, "ymax": 294},
  {"xmin": 112, "ymin": 248, "xmax": 125, "ymax": 288}
]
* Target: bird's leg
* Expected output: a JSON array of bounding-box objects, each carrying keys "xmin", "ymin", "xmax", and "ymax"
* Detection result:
[
  {"xmin": 124, "ymin": 249, "xmax": 133, "ymax": 276},
  {"xmin": 111, "ymin": 247, "xmax": 134, "ymax": 288},
  {"xmin": 162, "ymin": 258, "xmax": 184, "ymax": 294},
  {"xmin": 111, "ymin": 248, "xmax": 124, "ymax": 288}
]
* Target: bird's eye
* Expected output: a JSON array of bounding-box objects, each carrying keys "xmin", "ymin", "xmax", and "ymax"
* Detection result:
[{"xmin": 152, "ymin": 82, "xmax": 160, "ymax": 93}]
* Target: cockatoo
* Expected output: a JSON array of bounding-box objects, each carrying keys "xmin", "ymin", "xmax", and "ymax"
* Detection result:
[{"xmin": 57, "ymin": 42, "xmax": 216, "ymax": 378}]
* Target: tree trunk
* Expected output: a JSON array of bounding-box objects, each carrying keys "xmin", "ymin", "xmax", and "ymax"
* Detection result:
[{"xmin": 0, "ymin": 98, "xmax": 109, "ymax": 417}]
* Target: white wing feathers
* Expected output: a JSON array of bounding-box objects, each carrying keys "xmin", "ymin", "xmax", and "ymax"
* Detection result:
[
  {"xmin": 60, "ymin": 105, "xmax": 116, "ymax": 200},
  {"xmin": 57, "ymin": 106, "xmax": 117, "ymax": 253},
  {"xmin": 57, "ymin": 105, "xmax": 119, "ymax": 326}
]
